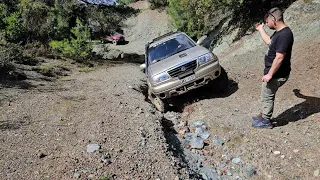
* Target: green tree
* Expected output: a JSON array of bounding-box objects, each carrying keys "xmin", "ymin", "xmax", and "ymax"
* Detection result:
[
  {"xmin": 4, "ymin": 11, "xmax": 24, "ymax": 42},
  {"xmin": 18, "ymin": 0, "xmax": 50, "ymax": 42},
  {"xmin": 49, "ymin": 18, "xmax": 92, "ymax": 60},
  {"xmin": 148, "ymin": 0, "xmax": 168, "ymax": 9}
]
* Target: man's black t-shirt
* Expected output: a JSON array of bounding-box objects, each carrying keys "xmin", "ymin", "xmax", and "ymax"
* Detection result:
[{"xmin": 264, "ymin": 27, "xmax": 294, "ymax": 78}]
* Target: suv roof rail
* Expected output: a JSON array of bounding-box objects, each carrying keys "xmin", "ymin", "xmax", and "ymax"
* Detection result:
[{"xmin": 150, "ymin": 31, "xmax": 181, "ymax": 43}]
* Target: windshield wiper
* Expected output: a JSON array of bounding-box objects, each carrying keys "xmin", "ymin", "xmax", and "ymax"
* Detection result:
[{"xmin": 151, "ymin": 58, "xmax": 165, "ymax": 64}]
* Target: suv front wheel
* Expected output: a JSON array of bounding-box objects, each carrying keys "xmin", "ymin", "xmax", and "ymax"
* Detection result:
[
  {"xmin": 207, "ymin": 67, "xmax": 229, "ymax": 93},
  {"xmin": 148, "ymin": 88, "xmax": 167, "ymax": 112}
]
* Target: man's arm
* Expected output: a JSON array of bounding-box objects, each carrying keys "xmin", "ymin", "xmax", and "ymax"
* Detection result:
[
  {"xmin": 256, "ymin": 23, "xmax": 271, "ymax": 45},
  {"xmin": 262, "ymin": 52, "xmax": 285, "ymax": 82}
]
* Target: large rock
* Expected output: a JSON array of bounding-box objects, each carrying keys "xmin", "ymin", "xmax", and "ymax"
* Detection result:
[
  {"xmin": 190, "ymin": 121, "xmax": 205, "ymax": 128},
  {"xmin": 190, "ymin": 137, "xmax": 204, "ymax": 149}
]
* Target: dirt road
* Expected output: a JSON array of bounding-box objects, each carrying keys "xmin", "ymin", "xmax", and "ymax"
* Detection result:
[
  {"xmin": 0, "ymin": 63, "xmax": 184, "ymax": 179},
  {"xmin": 0, "ymin": 0, "xmax": 319, "ymax": 179}
]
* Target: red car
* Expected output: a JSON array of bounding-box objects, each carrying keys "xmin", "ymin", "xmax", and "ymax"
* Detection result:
[{"xmin": 101, "ymin": 32, "xmax": 125, "ymax": 45}]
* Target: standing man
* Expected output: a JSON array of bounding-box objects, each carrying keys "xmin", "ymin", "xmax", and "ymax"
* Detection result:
[{"xmin": 252, "ymin": 7, "xmax": 294, "ymax": 128}]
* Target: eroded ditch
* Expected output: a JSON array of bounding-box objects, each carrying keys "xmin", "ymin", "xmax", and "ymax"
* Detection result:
[
  {"xmin": 134, "ymin": 78, "xmax": 255, "ymax": 179},
  {"xmin": 135, "ymin": 83, "xmax": 226, "ymax": 179}
]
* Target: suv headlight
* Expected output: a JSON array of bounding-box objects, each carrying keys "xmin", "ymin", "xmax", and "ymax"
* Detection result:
[
  {"xmin": 152, "ymin": 72, "xmax": 170, "ymax": 84},
  {"xmin": 198, "ymin": 53, "xmax": 218, "ymax": 65}
]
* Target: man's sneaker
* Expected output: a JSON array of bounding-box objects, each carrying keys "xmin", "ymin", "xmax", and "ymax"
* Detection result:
[
  {"xmin": 252, "ymin": 119, "xmax": 273, "ymax": 129},
  {"xmin": 252, "ymin": 113, "xmax": 263, "ymax": 121}
]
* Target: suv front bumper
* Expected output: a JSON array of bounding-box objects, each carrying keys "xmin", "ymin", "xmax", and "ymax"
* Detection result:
[{"xmin": 149, "ymin": 62, "xmax": 221, "ymax": 99}]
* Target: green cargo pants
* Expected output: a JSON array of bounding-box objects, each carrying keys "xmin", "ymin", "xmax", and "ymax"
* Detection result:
[{"xmin": 261, "ymin": 76, "xmax": 289, "ymax": 120}]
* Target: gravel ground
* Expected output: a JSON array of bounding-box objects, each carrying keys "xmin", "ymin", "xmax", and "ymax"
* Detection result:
[
  {"xmin": 0, "ymin": 0, "xmax": 319, "ymax": 179},
  {"xmin": 0, "ymin": 63, "xmax": 185, "ymax": 179}
]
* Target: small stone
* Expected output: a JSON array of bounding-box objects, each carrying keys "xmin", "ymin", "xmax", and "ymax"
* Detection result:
[
  {"xmin": 88, "ymin": 174, "xmax": 94, "ymax": 179},
  {"xmin": 293, "ymin": 149, "xmax": 299, "ymax": 153},
  {"xmin": 244, "ymin": 165, "xmax": 257, "ymax": 178},
  {"xmin": 217, "ymin": 169, "xmax": 222, "ymax": 176},
  {"xmin": 87, "ymin": 144, "xmax": 100, "ymax": 153},
  {"xmin": 164, "ymin": 112, "xmax": 179, "ymax": 124},
  {"xmin": 314, "ymin": 169, "xmax": 320, "ymax": 176},
  {"xmin": 178, "ymin": 128, "xmax": 186, "ymax": 135},
  {"xmin": 219, "ymin": 162, "xmax": 227, "ymax": 169},
  {"xmin": 184, "ymin": 126, "xmax": 190, "ymax": 133},
  {"xmin": 190, "ymin": 121, "xmax": 205, "ymax": 128},
  {"xmin": 73, "ymin": 172, "xmax": 80, "ymax": 178},
  {"xmin": 280, "ymin": 155, "xmax": 285, "ymax": 159},
  {"xmin": 174, "ymin": 176, "xmax": 179, "ymax": 180},
  {"xmin": 199, "ymin": 131, "xmax": 210, "ymax": 139},
  {"xmin": 38, "ymin": 153, "xmax": 47, "ymax": 159},
  {"xmin": 202, "ymin": 150, "xmax": 209, "ymax": 156},
  {"xmin": 213, "ymin": 139, "xmax": 225, "ymax": 147},
  {"xmin": 273, "ymin": 151, "xmax": 281, "ymax": 155},
  {"xmin": 100, "ymin": 153, "xmax": 111, "ymax": 163},
  {"xmin": 227, "ymin": 169, "xmax": 233, "ymax": 176},
  {"xmin": 232, "ymin": 157, "xmax": 241, "ymax": 164},
  {"xmin": 185, "ymin": 133, "xmax": 196, "ymax": 141},
  {"xmin": 177, "ymin": 121, "xmax": 186, "ymax": 127},
  {"xmin": 201, "ymin": 173, "xmax": 208, "ymax": 179},
  {"xmin": 195, "ymin": 127, "xmax": 205, "ymax": 135},
  {"xmin": 190, "ymin": 137, "xmax": 204, "ymax": 149}
]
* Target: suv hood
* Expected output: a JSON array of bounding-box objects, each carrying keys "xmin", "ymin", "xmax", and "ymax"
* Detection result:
[{"xmin": 148, "ymin": 46, "xmax": 210, "ymax": 76}]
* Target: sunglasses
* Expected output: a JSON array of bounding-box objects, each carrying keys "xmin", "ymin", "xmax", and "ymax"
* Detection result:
[{"xmin": 264, "ymin": 8, "xmax": 279, "ymax": 22}]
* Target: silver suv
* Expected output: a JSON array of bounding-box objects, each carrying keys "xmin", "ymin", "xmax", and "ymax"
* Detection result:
[{"xmin": 141, "ymin": 31, "xmax": 228, "ymax": 112}]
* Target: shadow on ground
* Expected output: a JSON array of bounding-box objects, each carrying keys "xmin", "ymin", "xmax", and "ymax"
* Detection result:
[
  {"xmin": 160, "ymin": 117, "xmax": 203, "ymax": 179},
  {"xmin": 118, "ymin": 40, "xmax": 129, "ymax": 45},
  {"xmin": 274, "ymin": 89, "xmax": 320, "ymax": 127},
  {"xmin": 136, "ymin": 78, "xmax": 239, "ymax": 113},
  {"xmin": 0, "ymin": 116, "xmax": 31, "ymax": 131},
  {"xmin": 0, "ymin": 80, "xmax": 35, "ymax": 89},
  {"xmin": 167, "ymin": 79, "xmax": 238, "ymax": 113}
]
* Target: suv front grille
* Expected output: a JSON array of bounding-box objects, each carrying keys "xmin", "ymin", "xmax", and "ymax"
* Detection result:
[{"xmin": 167, "ymin": 60, "xmax": 197, "ymax": 78}]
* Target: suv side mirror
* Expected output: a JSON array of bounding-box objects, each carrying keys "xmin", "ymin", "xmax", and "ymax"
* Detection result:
[
  {"xmin": 140, "ymin": 63, "xmax": 146, "ymax": 71},
  {"xmin": 196, "ymin": 35, "xmax": 207, "ymax": 45}
]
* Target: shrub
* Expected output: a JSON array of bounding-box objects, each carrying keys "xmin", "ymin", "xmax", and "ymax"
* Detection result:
[
  {"xmin": 0, "ymin": 42, "xmax": 23, "ymax": 67},
  {"xmin": 49, "ymin": 18, "xmax": 92, "ymax": 61},
  {"xmin": 117, "ymin": 0, "xmax": 139, "ymax": 5},
  {"xmin": 4, "ymin": 11, "xmax": 25, "ymax": 42},
  {"xmin": 148, "ymin": 0, "xmax": 168, "ymax": 9},
  {"xmin": 0, "ymin": 42, "xmax": 23, "ymax": 79}
]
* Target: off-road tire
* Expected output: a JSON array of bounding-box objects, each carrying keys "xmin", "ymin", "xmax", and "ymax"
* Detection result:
[
  {"xmin": 148, "ymin": 88, "xmax": 166, "ymax": 112},
  {"xmin": 112, "ymin": 40, "xmax": 117, "ymax": 45},
  {"xmin": 208, "ymin": 67, "xmax": 229, "ymax": 93}
]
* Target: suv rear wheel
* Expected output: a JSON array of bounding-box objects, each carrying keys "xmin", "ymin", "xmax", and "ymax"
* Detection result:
[{"xmin": 148, "ymin": 88, "xmax": 166, "ymax": 112}]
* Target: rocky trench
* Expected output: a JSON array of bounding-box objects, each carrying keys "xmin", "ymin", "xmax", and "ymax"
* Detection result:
[{"xmin": 135, "ymin": 84, "xmax": 257, "ymax": 180}]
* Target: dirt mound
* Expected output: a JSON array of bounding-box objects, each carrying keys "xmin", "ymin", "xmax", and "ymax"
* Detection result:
[{"xmin": 170, "ymin": 0, "xmax": 320, "ymax": 179}]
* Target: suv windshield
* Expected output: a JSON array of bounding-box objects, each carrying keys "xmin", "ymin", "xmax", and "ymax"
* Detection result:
[{"xmin": 148, "ymin": 34, "xmax": 195, "ymax": 64}]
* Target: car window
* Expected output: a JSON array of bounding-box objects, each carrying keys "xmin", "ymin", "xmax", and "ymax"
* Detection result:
[{"xmin": 148, "ymin": 34, "xmax": 195, "ymax": 64}]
